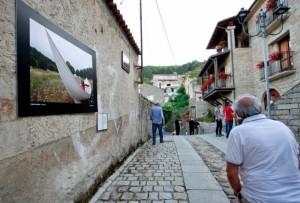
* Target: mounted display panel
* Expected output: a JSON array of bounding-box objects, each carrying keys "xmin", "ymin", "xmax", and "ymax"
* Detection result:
[
  {"xmin": 16, "ymin": 0, "xmax": 97, "ymax": 116},
  {"xmin": 121, "ymin": 51, "xmax": 130, "ymax": 73}
]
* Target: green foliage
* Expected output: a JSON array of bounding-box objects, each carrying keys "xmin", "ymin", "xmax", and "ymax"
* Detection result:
[
  {"xmin": 162, "ymin": 85, "xmax": 190, "ymax": 131},
  {"xmin": 199, "ymin": 108, "xmax": 215, "ymax": 122},
  {"xmin": 75, "ymin": 68, "xmax": 94, "ymax": 80},
  {"xmin": 188, "ymin": 64, "xmax": 204, "ymax": 78},
  {"xmin": 143, "ymin": 60, "xmax": 205, "ymax": 83},
  {"xmin": 30, "ymin": 47, "xmax": 57, "ymax": 72},
  {"xmin": 172, "ymin": 86, "xmax": 189, "ymax": 109},
  {"xmin": 162, "ymin": 103, "xmax": 174, "ymax": 125}
]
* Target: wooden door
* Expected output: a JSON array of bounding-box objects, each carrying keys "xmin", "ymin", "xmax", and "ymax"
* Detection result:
[{"xmin": 279, "ymin": 35, "xmax": 290, "ymax": 70}]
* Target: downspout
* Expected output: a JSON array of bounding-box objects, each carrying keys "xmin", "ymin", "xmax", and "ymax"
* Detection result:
[
  {"xmin": 139, "ymin": 0, "xmax": 143, "ymax": 83},
  {"xmin": 229, "ymin": 28, "xmax": 236, "ymax": 100}
]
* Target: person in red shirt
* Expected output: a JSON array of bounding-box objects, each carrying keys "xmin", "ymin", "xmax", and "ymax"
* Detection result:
[{"xmin": 223, "ymin": 102, "xmax": 234, "ymax": 138}]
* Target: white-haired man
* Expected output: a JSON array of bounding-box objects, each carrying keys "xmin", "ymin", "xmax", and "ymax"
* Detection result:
[{"xmin": 226, "ymin": 94, "xmax": 300, "ymax": 203}]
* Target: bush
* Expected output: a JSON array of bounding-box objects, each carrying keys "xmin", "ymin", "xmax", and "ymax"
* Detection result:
[{"xmin": 199, "ymin": 108, "xmax": 215, "ymax": 123}]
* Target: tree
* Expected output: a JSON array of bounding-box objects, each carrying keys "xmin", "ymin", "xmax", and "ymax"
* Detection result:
[{"xmin": 163, "ymin": 85, "xmax": 189, "ymax": 131}]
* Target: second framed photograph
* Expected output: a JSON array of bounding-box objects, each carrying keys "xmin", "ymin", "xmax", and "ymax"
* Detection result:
[{"xmin": 121, "ymin": 51, "xmax": 130, "ymax": 73}]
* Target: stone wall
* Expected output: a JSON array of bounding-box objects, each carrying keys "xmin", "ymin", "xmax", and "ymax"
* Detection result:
[
  {"xmin": 0, "ymin": 0, "xmax": 150, "ymax": 202},
  {"xmin": 272, "ymin": 83, "xmax": 300, "ymax": 141},
  {"xmin": 199, "ymin": 122, "xmax": 216, "ymax": 134},
  {"xmin": 139, "ymin": 84, "xmax": 164, "ymax": 104},
  {"xmin": 233, "ymin": 48, "xmax": 256, "ymax": 97}
]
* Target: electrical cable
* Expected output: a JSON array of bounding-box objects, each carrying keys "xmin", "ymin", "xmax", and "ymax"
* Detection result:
[{"xmin": 154, "ymin": 0, "xmax": 177, "ymax": 65}]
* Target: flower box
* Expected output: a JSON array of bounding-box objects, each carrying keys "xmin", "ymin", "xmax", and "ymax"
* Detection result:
[
  {"xmin": 218, "ymin": 72, "xmax": 230, "ymax": 80},
  {"xmin": 269, "ymin": 51, "xmax": 281, "ymax": 62},
  {"xmin": 256, "ymin": 61, "xmax": 264, "ymax": 69},
  {"xmin": 265, "ymin": 0, "xmax": 276, "ymax": 11}
]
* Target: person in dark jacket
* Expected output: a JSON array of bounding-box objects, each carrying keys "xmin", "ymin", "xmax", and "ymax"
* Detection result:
[
  {"xmin": 189, "ymin": 119, "xmax": 195, "ymax": 135},
  {"xmin": 175, "ymin": 119, "xmax": 180, "ymax": 135}
]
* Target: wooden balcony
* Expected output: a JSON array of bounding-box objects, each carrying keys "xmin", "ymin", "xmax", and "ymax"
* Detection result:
[
  {"xmin": 201, "ymin": 78, "xmax": 234, "ymax": 105},
  {"xmin": 260, "ymin": 51, "xmax": 295, "ymax": 81}
]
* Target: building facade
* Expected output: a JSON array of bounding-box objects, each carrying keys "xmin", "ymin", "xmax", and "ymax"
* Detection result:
[
  {"xmin": 199, "ymin": 0, "xmax": 300, "ymax": 138},
  {"xmin": 244, "ymin": 0, "xmax": 299, "ymax": 109},
  {"xmin": 244, "ymin": 0, "xmax": 300, "ymax": 138},
  {"xmin": 199, "ymin": 16, "xmax": 254, "ymax": 106},
  {"xmin": 152, "ymin": 73, "xmax": 183, "ymax": 101},
  {"xmin": 0, "ymin": 0, "xmax": 150, "ymax": 202}
]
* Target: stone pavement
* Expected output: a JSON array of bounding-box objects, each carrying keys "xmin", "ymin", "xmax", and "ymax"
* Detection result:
[
  {"xmin": 187, "ymin": 134, "xmax": 236, "ymax": 202},
  {"xmin": 196, "ymin": 133, "xmax": 227, "ymax": 153},
  {"xmin": 90, "ymin": 135, "xmax": 230, "ymax": 203}
]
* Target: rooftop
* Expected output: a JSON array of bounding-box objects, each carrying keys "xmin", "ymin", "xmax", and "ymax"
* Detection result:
[{"xmin": 105, "ymin": 0, "xmax": 140, "ymax": 54}]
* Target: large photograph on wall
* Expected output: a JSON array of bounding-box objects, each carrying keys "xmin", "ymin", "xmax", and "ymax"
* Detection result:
[{"xmin": 17, "ymin": 0, "xmax": 97, "ymax": 116}]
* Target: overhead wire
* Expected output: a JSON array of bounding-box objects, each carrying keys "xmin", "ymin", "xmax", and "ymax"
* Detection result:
[{"xmin": 154, "ymin": 0, "xmax": 177, "ymax": 66}]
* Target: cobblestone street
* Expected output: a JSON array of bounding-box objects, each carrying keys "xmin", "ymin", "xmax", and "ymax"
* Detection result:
[
  {"xmin": 93, "ymin": 138, "xmax": 188, "ymax": 203},
  {"xmin": 91, "ymin": 134, "xmax": 232, "ymax": 203}
]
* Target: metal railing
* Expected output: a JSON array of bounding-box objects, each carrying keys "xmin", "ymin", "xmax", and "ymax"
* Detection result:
[
  {"xmin": 265, "ymin": 0, "xmax": 289, "ymax": 26},
  {"xmin": 260, "ymin": 51, "xmax": 294, "ymax": 80},
  {"xmin": 201, "ymin": 77, "xmax": 233, "ymax": 96}
]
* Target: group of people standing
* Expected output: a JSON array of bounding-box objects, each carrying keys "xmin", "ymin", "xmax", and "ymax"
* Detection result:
[
  {"xmin": 175, "ymin": 118, "xmax": 199, "ymax": 136},
  {"xmin": 215, "ymin": 102, "xmax": 234, "ymax": 138}
]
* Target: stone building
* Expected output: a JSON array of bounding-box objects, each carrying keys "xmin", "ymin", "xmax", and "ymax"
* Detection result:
[
  {"xmin": 0, "ymin": 0, "xmax": 151, "ymax": 202},
  {"xmin": 152, "ymin": 73, "xmax": 183, "ymax": 101},
  {"xmin": 199, "ymin": 16, "xmax": 254, "ymax": 106},
  {"xmin": 243, "ymin": 0, "xmax": 299, "ymax": 109},
  {"xmin": 242, "ymin": 0, "xmax": 300, "ymax": 138},
  {"xmin": 199, "ymin": 0, "xmax": 300, "ymax": 139}
]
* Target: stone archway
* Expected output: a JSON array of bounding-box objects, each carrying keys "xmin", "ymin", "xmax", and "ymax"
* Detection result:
[{"xmin": 263, "ymin": 88, "xmax": 281, "ymax": 110}]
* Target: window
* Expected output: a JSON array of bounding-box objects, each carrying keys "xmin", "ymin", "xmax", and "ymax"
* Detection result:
[{"xmin": 278, "ymin": 34, "xmax": 291, "ymax": 70}]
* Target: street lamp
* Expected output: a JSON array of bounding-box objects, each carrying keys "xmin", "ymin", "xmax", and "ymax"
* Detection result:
[{"xmin": 237, "ymin": 1, "xmax": 289, "ymax": 118}]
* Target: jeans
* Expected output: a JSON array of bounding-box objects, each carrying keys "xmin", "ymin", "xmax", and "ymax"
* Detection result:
[
  {"xmin": 216, "ymin": 119, "xmax": 222, "ymax": 136},
  {"xmin": 152, "ymin": 123, "xmax": 163, "ymax": 145},
  {"xmin": 225, "ymin": 120, "xmax": 233, "ymax": 138}
]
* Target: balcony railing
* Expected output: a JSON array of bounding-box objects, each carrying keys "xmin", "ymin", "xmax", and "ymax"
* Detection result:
[
  {"xmin": 265, "ymin": 0, "xmax": 289, "ymax": 26},
  {"xmin": 260, "ymin": 51, "xmax": 294, "ymax": 80},
  {"xmin": 201, "ymin": 77, "xmax": 233, "ymax": 96}
]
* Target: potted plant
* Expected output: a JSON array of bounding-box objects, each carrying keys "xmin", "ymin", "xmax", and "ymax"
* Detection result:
[
  {"xmin": 218, "ymin": 71, "xmax": 230, "ymax": 80},
  {"xmin": 201, "ymin": 83, "xmax": 207, "ymax": 92},
  {"xmin": 265, "ymin": 0, "xmax": 276, "ymax": 11},
  {"xmin": 268, "ymin": 51, "xmax": 281, "ymax": 62},
  {"xmin": 256, "ymin": 61, "xmax": 265, "ymax": 69}
]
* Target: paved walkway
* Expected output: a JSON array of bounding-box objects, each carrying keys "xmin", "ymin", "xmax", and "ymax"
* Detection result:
[
  {"xmin": 196, "ymin": 133, "xmax": 227, "ymax": 153},
  {"xmin": 90, "ymin": 135, "xmax": 230, "ymax": 203}
]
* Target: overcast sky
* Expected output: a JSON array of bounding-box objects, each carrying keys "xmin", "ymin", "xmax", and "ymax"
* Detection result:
[
  {"xmin": 30, "ymin": 19, "xmax": 92, "ymax": 70},
  {"xmin": 114, "ymin": 0, "xmax": 254, "ymax": 66}
]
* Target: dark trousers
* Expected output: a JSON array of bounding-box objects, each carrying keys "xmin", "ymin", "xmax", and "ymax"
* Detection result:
[
  {"xmin": 152, "ymin": 123, "xmax": 163, "ymax": 145},
  {"xmin": 175, "ymin": 126, "xmax": 180, "ymax": 135},
  {"xmin": 225, "ymin": 120, "xmax": 233, "ymax": 138},
  {"xmin": 216, "ymin": 119, "xmax": 222, "ymax": 136},
  {"xmin": 189, "ymin": 128, "xmax": 194, "ymax": 135}
]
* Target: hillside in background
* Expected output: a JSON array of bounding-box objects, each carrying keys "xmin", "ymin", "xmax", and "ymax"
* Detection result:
[{"xmin": 143, "ymin": 60, "xmax": 205, "ymax": 84}]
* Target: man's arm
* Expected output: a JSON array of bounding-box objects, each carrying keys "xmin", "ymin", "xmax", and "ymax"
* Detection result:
[{"xmin": 226, "ymin": 162, "xmax": 241, "ymax": 194}]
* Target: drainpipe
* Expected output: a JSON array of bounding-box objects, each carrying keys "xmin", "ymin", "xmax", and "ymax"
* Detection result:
[{"xmin": 139, "ymin": 0, "xmax": 143, "ymax": 83}]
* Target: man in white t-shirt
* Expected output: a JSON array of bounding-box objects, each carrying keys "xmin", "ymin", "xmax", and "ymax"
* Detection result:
[{"xmin": 226, "ymin": 94, "xmax": 300, "ymax": 203}]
